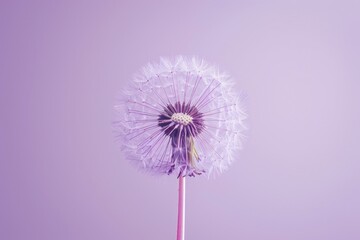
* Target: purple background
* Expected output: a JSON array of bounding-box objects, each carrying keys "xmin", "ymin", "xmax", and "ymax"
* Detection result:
[{"xmin": 1, "ymin": 1, "xmax": 360, "ymax": 239}]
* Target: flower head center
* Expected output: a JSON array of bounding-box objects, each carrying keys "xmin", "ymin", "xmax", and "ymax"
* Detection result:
[{"xmin": 171, "ymin": 112, "xmax": 193, "ymax": 126}]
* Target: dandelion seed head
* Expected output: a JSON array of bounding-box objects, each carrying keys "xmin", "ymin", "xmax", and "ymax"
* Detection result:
[{"xmin": 114, "ymin": 56, "xmax": 247, "ymax": 177}]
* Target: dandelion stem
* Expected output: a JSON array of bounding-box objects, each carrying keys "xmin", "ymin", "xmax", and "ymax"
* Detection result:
[{"xmin": 176, "ymin": 175, "xmax": 186, "ymax": 240}]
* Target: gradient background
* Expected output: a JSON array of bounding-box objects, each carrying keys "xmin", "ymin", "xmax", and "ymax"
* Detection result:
[{"xmin": 1, "ymin": 1, "xmax": 360, "ymax": 239}]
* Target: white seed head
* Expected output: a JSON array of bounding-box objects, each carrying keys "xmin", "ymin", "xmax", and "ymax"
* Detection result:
[
  {"xmin": 171, "ymin": 113, "xmax": 193, "ymax": 125},
  {"xmin": 115, "ymin": 56, "xmax": 247, "ymax": 177}
]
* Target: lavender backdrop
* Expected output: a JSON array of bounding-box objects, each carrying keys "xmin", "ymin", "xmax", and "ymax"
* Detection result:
[{"xmin": 1, "ymin": 1, "xmax": 360, "ymax": 240}]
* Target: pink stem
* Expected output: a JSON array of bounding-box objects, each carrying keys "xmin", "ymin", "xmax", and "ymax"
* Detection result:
[{"xmin": 176, "ymin": 175, "xmax": 186, "ymax": 240}]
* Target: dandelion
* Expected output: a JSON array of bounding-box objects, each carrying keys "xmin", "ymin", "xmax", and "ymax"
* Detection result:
[{"xmin": 113, "ymin": 56, "xmax": 246, "ymax": 240}]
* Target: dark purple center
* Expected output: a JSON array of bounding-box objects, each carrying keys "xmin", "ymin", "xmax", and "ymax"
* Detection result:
[
  {"xmin": 158, "ymin": 101, "xmax": 205, "ymax": 176},
  {"xmin": 158, "ymin": 101, "xmax": 204, "ymax": 138}
]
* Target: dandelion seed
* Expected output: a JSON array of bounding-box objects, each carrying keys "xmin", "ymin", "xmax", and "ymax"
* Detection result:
[{"xmin": 114, "ymin": 56, "xmax": 246, "ymax": 178}]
